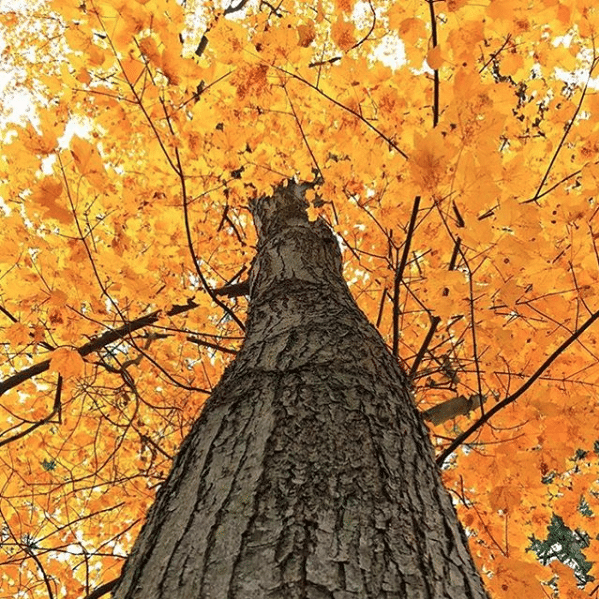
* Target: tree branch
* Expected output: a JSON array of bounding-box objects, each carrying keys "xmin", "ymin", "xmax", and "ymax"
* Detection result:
[
  {"xmin": 392, "ymin": 196, "xmax": 420, "ymax": 356},
  {"xmin": 436, "ymin": 307, "xmax": 599, "ymax": 466},
  {"xmin": 82, "ymin": 575, "xmax": 122, "ymax": 599},
  {"xmin": 426, "ymin": 0, "xmax": 440, "ymax": 127},
  {"xmin": 0, "ymin": 300, "xmax": 198, "ymax": 398}
]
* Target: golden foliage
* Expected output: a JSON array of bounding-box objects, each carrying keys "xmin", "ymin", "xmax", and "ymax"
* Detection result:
[{"xmin": 1, "ymin": 0, "xmax": 599, "ymax": 597}]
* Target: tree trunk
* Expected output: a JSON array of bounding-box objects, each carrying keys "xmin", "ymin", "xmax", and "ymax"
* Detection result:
[{"xmin": 113, "ymin": 182, "xmax": 489, "ymax": 599}]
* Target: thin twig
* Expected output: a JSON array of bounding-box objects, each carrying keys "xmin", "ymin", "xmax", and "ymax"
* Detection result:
[
  {"xmin": 392, "ymin": 196, "xmax": 420, "ymax": 356},
  {"xmin": 436, "ymin": 308, "xmax": 599, "ymax": 466},
  {"xmin": 426, "ymin": 0, "xmax": 439, "ymax": 127},
  {"xmin": 524, "ymin": 58, "xmax": 598, "ymax": 204},
  {"xmin": 275, "ymin": 66, "xmax": 409, "ymax": 160},
  {"xmin": 0, "ymin": 300, "xmax": 198, "ymax": 398},
  {"xmin": 410, "ymin": 316, "xmax": 441, "ymax": 380}
]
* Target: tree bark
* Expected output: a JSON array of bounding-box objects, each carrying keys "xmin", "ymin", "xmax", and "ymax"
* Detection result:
[{"xmin": 113, "ymin": 182, "xmax": 489, "ymax": 599}]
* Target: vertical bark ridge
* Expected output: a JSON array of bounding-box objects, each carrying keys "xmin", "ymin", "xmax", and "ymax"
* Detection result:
[{"xmin": 113, "ymin": 181, "xmax": 489, "ymax": 599}]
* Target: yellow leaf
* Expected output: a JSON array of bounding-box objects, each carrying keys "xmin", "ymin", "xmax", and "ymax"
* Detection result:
[
  {"xmin": 501, "ymin": 53, "xmax": 524, "ymax": 76},
  {"xmin": 409, "ymin": 129, "xmax": 456, "ymax": 192},
  {"xmin": 64, "ymin": 24, "xmax": 105, "ymax": 65},
  {"xmin": 50, "ymin": 0, "xmax": 84, "ymax": 20}
]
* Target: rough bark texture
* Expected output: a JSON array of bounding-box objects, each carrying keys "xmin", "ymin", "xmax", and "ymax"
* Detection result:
[{"xmin": 113, "ymin": 182, "xmax": 489, "ymax": 599}]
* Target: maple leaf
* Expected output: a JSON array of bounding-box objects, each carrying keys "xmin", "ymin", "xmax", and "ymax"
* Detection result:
[
  {"xmin": 70, "ymin": 135, "xmax": 108, "ymax": 190},
  {"xmin": 331, "ymin": 17, "xmax": 356, "ymax": 52},
  {"xmin": 49, "ymin": 347, "xmax": 85, "ymax": 379},
  {"xmin": 30, "ymin": 177, "xmax": 72, "ymax": 224}
]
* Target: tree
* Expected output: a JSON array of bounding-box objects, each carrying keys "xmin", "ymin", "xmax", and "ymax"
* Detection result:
[
  {"xmin": 111, "ymin": 181, "xmax": 489, "ymax": 598},
  {"xmin": 0, "ymin": 0, "xmax": 598, "ymax": 598}
]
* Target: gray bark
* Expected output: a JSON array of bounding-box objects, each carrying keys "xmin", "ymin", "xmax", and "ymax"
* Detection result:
[{"xmin": 113, "ymin": 182, "xmax": 489, "ymax": 599}]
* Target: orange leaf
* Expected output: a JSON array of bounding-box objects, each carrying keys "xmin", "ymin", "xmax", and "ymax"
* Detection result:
[
  {"xmin": 139, "ymin": 36, "xmax": 160, "ymax": 63},
  {"xmin": 70, "ymin": 136, "xmax": 108, "ymax": 190},
  {"xmin": 50, "ymin": 348, "xmax": 85, "ymax": 379},
  {"xmin": 335, "ymin": 0, "xmax": 353, "ymax": 13},
  {"xmin": 21, "ymin": 123, "xmax": 57, "ymax": 156},
  {"xmin": 426, "ymin": 46, "xmax": 443, "ymax": 70},
  {"xmin": 396, "ymin": 17, "xmax": 427, "ymax": 45},
  {"xmin": 30, "ymin": 177, "xmax": 73, "ymax": 224},
  {"xmin": 488, "ymin": 485, "xmax": 522, "ymax": 513},
  {"xmin": 121, "ymin": 57, "xmax": 145, "ymax": 84},
  {"xmin": 331, "ymin": 17, "xmax": 356, "ymax": 52},
  {"xmin": 297, "ymin": 20, "xmax": 316, "ymax": 48},
  {"xmin": 6, "ymin": 323, "xmax": 30, "ymax": 346}
]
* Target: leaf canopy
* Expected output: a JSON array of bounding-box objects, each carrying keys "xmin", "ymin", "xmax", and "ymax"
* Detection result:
[{"xmin": 1, "ymin": 0, "xmax": 599, "ymax": 597}]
